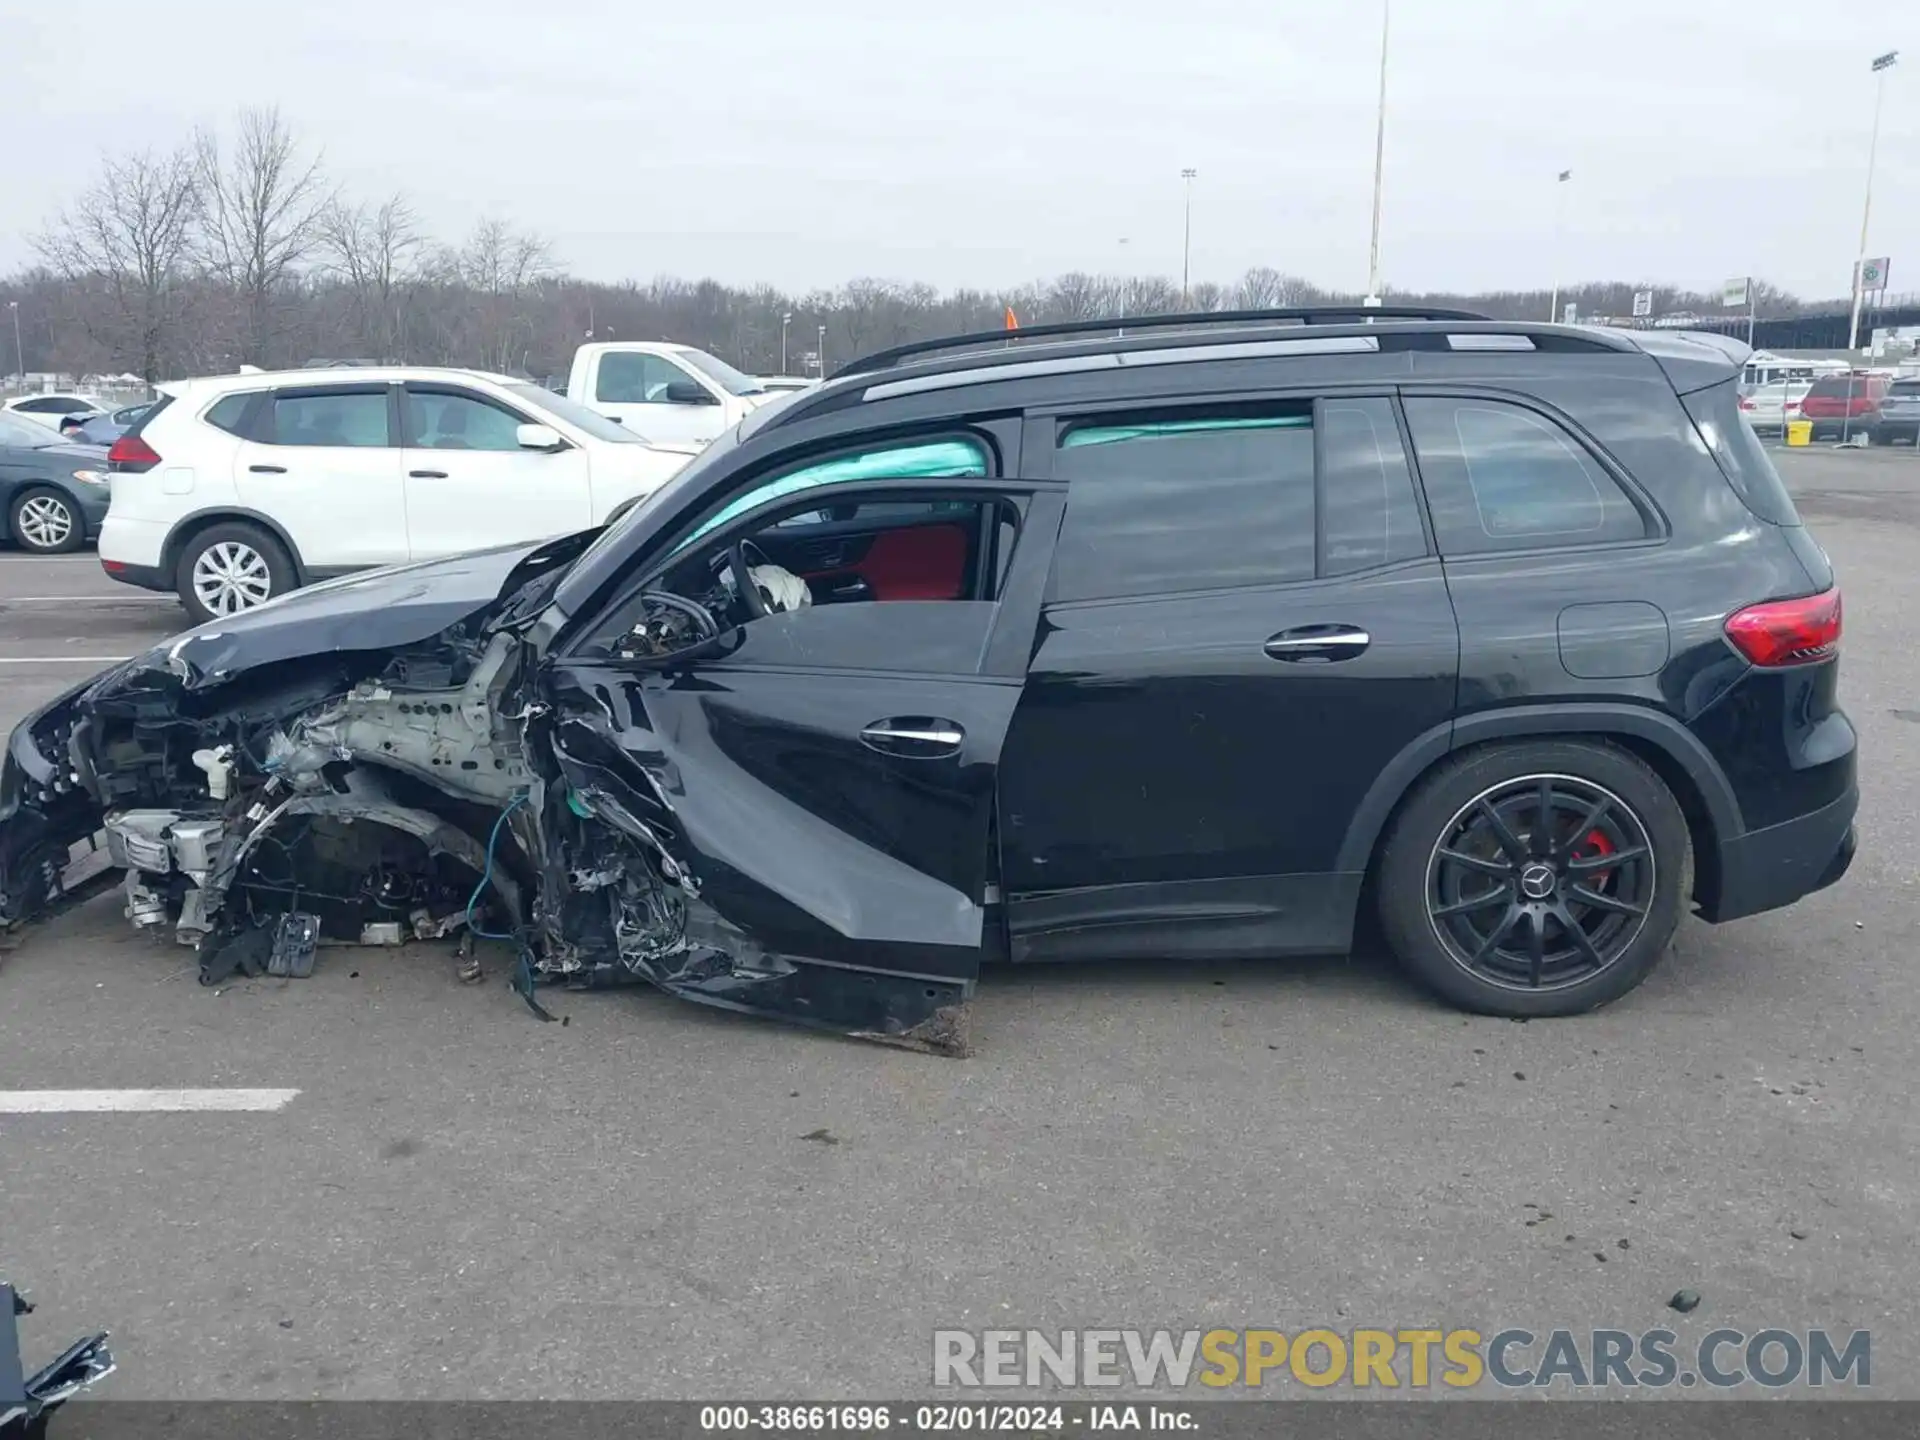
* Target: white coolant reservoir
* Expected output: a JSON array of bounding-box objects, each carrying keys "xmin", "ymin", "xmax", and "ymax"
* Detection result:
[{"xmin": 192, "ymin": 746, "xmax": 235, "ymax": 800}]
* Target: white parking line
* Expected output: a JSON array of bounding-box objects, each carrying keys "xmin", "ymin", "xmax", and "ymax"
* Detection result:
[
  {"xmin": 0, "ymin": 1089, "xmax": 301, "ymax": 1113},
  {"xmin": 1, "ymin": 595, "xmax": 172, "ymax": 604},
  {"xmin": 0, "ymin": 656, "xmax": 129, "ymax": 664}
]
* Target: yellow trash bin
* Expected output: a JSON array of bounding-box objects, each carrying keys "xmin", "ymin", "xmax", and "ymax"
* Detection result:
[{"xmin": 1786, "ymin": 419, "xmax": 1813, "ymax": 447}]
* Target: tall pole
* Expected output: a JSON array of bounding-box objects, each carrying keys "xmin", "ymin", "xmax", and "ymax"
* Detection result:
[
  {"xmin": 8, "ymin": 302, "xmax": 21, "ymax": 391},
  {"xmin": 1180, "ymin": 169, "xmax": 1197, "ymax": 306},
  {"xmin": 1365, "ymin": 0, "xmax": 1390, "ymax": 305},
  {"xmin": 817, "ymin": 323, "xmax": 826, "ymax": 378},
  {"xmin": 1548, "ymin": 170, "xmax": 1571, "ymax": 321},
  {"xmin": 781, "ymin": 312, "xmax": 792, "ymax": 374},
  {"xmin": 1848, "ymin": 50, "xmax": 1899, "ymax": 352}
]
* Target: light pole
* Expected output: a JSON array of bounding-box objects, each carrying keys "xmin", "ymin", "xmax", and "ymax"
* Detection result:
[
  {"xmin": 817, "ymin": 323, "xmax": 827, "ymax": 378},
  {"xmin": 1848, "ymin": 50, "xmax": 1899, "ymax": 352},
  {"xmin": 1364, "ymin": 0, "xmax": 1390, "ymax": 305},
  {"xmin": 1180, "ymin": 169, "xmax": 1197, "ymax": 306},
  {"xmin": 7, "ymin": 301, "xmax": 21, "ymax": 392},
  {"xmin": 1547, "ymin": 169, "xmax": 1572, "ymax": 322},
  {"xmin": 781, "ymin": 311, "xmax": 792, "ymax": 374}
]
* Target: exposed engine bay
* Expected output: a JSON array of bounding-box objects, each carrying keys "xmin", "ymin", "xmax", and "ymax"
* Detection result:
[{"xmin": 0, "ymin": 536, "xmax": 974, "ymax": 1054}]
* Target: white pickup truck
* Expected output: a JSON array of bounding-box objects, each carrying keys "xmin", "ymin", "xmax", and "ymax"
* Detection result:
[{"xmin": 566, "ymin": 342, "xmax": 791, "ymax": 447}]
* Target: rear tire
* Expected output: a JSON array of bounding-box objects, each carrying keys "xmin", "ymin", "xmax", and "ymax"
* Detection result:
[
  {"xmin": 175, "ymin": 521, "xmax": 296, "ymax": 624},
  {"xmin": 9, "ymin": 487, "xmax": 84, "ymax": 553},
  {"xmin": 1374, "ymin": 739, "xmax": 1690, "ymax": 1017}
]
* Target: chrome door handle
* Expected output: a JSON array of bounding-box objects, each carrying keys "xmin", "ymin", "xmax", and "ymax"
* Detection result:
[
  {"xmin": 1264, "ymin": 625, "xmax": 1371, "ymax": 662},
  {"xmin": 860, "ymin": 718, "xmax": 965, "ymax": 757}
]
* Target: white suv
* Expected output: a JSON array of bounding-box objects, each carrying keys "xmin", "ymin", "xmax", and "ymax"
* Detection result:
[{"xmin": 102, "ymin": 368, "xmax": 699, "ymax": 621}]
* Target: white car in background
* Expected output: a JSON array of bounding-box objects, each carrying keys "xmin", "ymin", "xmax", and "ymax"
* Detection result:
[
  {"xmin": 3, "ymin": 392, "xmax": 106, "ymax": 430},
  {"xmin": 101, "ymin": 367, "xmax": 699, "ymax": 622},
  {"xmin": 566, "ymin": 342, "xmax": 787, "ymax": 446},
  {"xmin": 1738, "ymin": 379, "xmax": 1813, "ymax": 435}
]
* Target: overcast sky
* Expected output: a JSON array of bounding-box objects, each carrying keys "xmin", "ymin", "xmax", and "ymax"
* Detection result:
[{"xmin": 9, "ymin": 0, "xmax": 1915, "ymax": 299}]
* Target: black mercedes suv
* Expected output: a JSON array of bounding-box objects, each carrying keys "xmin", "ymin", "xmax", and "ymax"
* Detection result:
[{"xmin": 0, "ymin": 307, "xmax": 1856, "ymax": 1047}]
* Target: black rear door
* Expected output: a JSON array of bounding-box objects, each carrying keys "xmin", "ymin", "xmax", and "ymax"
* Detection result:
[{"xmin": 997, "ymin": 394, "xmax": 1461, "ymax": 960}]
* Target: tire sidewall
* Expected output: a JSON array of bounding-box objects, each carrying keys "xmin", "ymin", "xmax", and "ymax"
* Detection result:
[
  {"xmin": 1377, "ymin": 739, "xmax": 1691, "ymax": 1017},
  {"xmin": 10, "ymin": 487, "xmax": 83, "ymax": 554},
  {"xmin": 175, "ymin": 523, "xmax": 295, "ymax": 625}
]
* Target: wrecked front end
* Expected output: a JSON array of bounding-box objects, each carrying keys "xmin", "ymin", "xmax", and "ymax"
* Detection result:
[{"xmin": 0, "ymin": 547, "xmax": 972, "ymax": 1054}]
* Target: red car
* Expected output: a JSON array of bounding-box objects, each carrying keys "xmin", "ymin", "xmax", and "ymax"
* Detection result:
[{"xmin": 1799, "ymin": 373, "xmax": 1888, "ymax": 440}]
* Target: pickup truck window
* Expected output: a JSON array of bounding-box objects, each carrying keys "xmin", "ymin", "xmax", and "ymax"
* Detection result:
[
  {"xmin": 597, "ymin": 353, "xmax": 694, "ymax": 405},
  {"xmin": 676, "ymin": 349, "xmax": 767, "ymax": 397}
]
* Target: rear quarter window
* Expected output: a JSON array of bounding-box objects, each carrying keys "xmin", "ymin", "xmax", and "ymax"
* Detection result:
[
  {"xmin": 1403, "ymin": 397, "xmax": 1649, "ymax": 555},
  {"xmin": 202, "ymin": 392, "xmax": 256, "ymax": 437},
  {"xmin": 1681, "ymin": 379, "xmax": 1801, "ymax": 527}
]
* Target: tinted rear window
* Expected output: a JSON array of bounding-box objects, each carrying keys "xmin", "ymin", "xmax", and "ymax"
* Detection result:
[
  {"xmin": 1681, "ymin": 380, "xmax": 1801, "ymax": 527},
  {"xmin": 1051, "ymin": 406, "xmax": 1316, "ymax": 601},
  {"xmin": 1806, "ymin": 376, "xmax": 1871, "ymax": 399},
  {"xmin": 1891, "ymin": 381, "xmax": 1920, "ymax": 396},
  {"xmin": 1402, "ymin": 397, "xmax": 1648, "ymax": 554},
  {"xmin": 203, "ymin": 393, "xmax": 255, "ymax": 436}
]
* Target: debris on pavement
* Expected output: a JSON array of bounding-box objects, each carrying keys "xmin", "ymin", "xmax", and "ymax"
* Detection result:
[{"xmin": 2, "ymin": 1282, "xmax": 115, "ymax": 1438}]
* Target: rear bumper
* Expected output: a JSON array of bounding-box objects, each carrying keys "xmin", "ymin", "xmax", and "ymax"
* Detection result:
[
  {"xmin": 1701, "ymin": 784, "xmax": 1858, "ymax": 923},
  {"xmin": 100, "ymin": 559, "xmax": 171, "ymax": 593}
]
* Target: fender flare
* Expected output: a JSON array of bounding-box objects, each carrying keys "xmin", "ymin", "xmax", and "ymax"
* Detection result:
[
  {"xmin": 1333, "ymin": 703, "xmax": 1747, "ymax": 874},
  {"xmin": 160, "ymin": 507, "xmax": 313, "ymax": 585}
]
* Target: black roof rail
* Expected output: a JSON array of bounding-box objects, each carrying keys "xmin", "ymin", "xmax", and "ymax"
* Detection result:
[{"xmin": 832, "ymin": 305, "xmax": 1495, "ymax": 379}]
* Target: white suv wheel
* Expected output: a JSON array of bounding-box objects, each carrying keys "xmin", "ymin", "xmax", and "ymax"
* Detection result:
[{"xmin": 191, "ymin": 540, "xmax": 275, "ymax": 614}]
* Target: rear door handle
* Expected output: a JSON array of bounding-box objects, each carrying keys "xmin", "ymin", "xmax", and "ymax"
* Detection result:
[
  {"xmin": 1264, "ymin": 624, "xmax": 1371, "ymax": 662},
  {"xmin": 248, "ymin": 464, "xmax": 287, "ymax": 474},
  {"xmin": 409, "ymin": 469, "xmax": 449, "ymax": 479},
  {"xmin": 860, "ymin": 717, "xmax": 965, "ymax": 758}
]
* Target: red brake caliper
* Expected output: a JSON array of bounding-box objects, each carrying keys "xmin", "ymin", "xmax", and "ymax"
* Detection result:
[{"xmin": 1573, "ymin": 829, "xmax": 1615, "ymax": 894}]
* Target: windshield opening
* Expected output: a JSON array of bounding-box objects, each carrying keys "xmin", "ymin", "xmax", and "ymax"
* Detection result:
[
  {"xmin": 675, "ymin": 349, "xmax": 766, "ymax": 397},
  {"xmin": 505, "ymin": 383, "xmax": 644, "ymax": 444}
]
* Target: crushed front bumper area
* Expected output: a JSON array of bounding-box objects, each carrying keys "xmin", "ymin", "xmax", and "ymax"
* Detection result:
[{"xmin": 0, "ymin": 633, "xmax": 974, "ymax": 1055}]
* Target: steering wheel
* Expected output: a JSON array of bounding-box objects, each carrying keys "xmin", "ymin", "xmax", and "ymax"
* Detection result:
[{"xmin": 729, "ymin": 541, "xmax": 769, "ymax": 620}]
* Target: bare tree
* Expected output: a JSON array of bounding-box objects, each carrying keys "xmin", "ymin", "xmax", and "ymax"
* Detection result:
[
  {"xmin": 195, "ymin": 107, "xmax": 330, "ymax": 365},
  {"xmin": 450, "ymin": 219, "xmax": 556, "ymax": 373},
  {"xmin": 317, "ymin": 192, "xmax": 423, "ymax": 360},
  {"xmin": 35, "ymin": 145, "xmax": 201, "ymax": 385},
  {"xmin": 1234, "ymin": 267, "xmax": 1316, "ymax": 310}
]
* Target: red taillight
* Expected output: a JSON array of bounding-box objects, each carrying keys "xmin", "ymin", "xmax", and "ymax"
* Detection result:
[
  {"xmin": 1725, "ymin": 589, "xmax": 1842, "ymax": 667},
  {"xmin": 108, "ymin": 433, "xmax": 161, "ymax": 473},
  {"xmin": 1738, "ymin": 397, "xmax": 1755, "ymax": 410}
]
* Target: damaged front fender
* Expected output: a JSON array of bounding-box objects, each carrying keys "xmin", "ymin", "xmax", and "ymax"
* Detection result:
[{"xmin": 1, "ymin": 533, "xmax": 1007, "ymax": 1054}]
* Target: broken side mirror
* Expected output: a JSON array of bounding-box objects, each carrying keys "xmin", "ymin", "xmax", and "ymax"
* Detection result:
[{"xmin": 610, "ymin": 590, "xmax": 732, "ymax": 666}]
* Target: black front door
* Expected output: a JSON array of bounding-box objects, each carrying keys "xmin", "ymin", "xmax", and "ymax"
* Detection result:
[
  {"xmin": 539, "ymin": 476, "xmax": 1061, "ymax": 1043},
  {"xmin": 997, "ymin": 394, "xmax": 1461, "ymax": 960}
]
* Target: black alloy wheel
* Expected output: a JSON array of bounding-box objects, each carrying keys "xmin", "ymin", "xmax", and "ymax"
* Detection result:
[
  {"xmin": 1426, "ymin": 774, "xmax": 1654, "ymax": 992},
  {"xmin": 1375, "ymin": 739, "xmax": 1689, "ymax": 1017}
]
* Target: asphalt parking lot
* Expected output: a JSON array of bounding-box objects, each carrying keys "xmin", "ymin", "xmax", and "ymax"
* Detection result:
[{"xmin": 2, "ymin": 448, "xmax": 1917, "ymax": 1402}]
